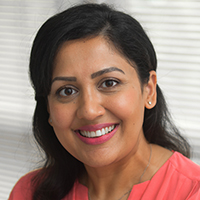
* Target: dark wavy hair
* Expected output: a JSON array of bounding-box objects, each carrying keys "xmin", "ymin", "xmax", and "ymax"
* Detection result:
[{"xmin": 29, "ymin": 3, "xmax": 190, "ymax": 200}]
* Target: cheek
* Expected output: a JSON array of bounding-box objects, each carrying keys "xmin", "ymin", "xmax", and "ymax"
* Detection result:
[
  {"xmin": 108, "ymin": 90, "xmax": 144, "ymax": 120},
  {"xmin": 49, "ymin": 103, "xmax": 75, "ymax": 129},
  {"xmin": 49, "ymin": 103, "xmax": 78, "ymax": 155}
]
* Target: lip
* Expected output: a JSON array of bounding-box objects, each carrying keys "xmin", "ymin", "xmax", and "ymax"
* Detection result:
[
  {"xmin": 74, "ymin": 123, "xmax": 119, "ymax": 145},
  {"xmin": 77, "ymin": 123, "xmax": 117, "ymax": 132}
]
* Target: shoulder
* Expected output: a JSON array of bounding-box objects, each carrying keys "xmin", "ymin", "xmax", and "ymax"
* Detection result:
[
  {"xmin": 169, "ymin": 152, "xmax": 200, "ymax": 181},
  {"xmin": 158, "ymin": 152, "xmax": 200, "ymax": 199},
  {"xmin": 8, "ymin": 170, "xmax": 40, "ymax": 200},
  {"xmin": 9, "ymin": 171, "xmax": 89, "ymax": 200},
  {"xmin": 141, "ymin": 152, "xmax": 200, "ymax": 199}
]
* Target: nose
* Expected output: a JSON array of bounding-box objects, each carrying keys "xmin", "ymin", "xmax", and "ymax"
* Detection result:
[{"xmin": 76, "ymin": 91, "xmax": 105, "ymax": 121}]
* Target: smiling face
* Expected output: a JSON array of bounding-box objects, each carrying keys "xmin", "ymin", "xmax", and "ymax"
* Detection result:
[{"xmin": 47, "ymin": 36, "xmax": 156, "ymax": 168}]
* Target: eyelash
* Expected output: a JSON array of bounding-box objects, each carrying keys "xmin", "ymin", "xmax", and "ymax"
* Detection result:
[
  {"xmin": 56, "ymin": 79, "xmax": 120, "ymax": 98},
  {"xmin": 99, "ymin": 79, "xmax": 119, "ymax": 89},
  {"xmin": 56, "ymin": 86, "xmax": 78, "ymax": 98}
]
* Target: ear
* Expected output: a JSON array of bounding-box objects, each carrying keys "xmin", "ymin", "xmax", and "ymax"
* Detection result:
[
  {"xmin": 47, "ymin": 100, "xmax": 53, "ymax": 126},
  {"xmin": 48, "ymin": 118, "xmax": 53, "ymax": 126},
  {"xmin": 144, "ymin": 70, "xmax": 157, "ymax": 109}
]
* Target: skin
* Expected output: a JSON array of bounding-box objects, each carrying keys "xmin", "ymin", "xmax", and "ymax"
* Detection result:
[{"xmin": 48, "ymin": 36, "xmax": 172, "ymax": 200}]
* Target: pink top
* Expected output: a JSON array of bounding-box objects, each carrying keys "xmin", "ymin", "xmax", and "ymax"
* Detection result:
[{"xmin": 9, "ymin": 152, "xmax": 200, "ymax": 200}]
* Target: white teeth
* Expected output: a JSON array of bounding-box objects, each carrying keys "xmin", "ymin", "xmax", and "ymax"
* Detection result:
[
  {"xmin": 96, "ymin": 130, "xmax": 101, "ymax": 137},
  {"xmin": 91, "ymin": 131, "xmax": 96, "ymax": 137},
  {"xmin": 79, "ymin": 125, "xmax": 116, "ymax": 138},
  {"xmin": 86, "ymin": 131, "xmax": 90, "ymax": 138},
  {"xmin": 101, "ymin": 128, "xmax": 105, "ymax": 135},
  {"xmin": 105, "ymin": 127, "xmax": 108, "ymax": 134},
  {"xmin": 82, "ymin": 131, "xmax": 87, "ymax": 137}
]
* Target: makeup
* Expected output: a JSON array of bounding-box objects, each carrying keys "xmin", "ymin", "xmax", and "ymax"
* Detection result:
[{"xmin": 74, "ymin": 123, "xmax": 119, "ymax": 145}]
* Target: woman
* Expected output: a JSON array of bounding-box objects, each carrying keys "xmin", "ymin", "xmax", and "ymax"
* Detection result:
[{"xmin": 9, "ymin": 3, "xmax": 200, "ymax": 200}]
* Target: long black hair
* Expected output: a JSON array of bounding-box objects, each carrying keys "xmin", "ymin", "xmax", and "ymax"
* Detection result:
[{"xmin": 29, "ymin": 3, "xmax": 190, "ymax": 200}]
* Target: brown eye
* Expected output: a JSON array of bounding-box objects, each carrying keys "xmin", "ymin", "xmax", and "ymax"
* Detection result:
[
  {"xmin": 101, "ymin": 80, "xmax": 118, "ymax": 88},
  {"xmin": 59, "ymin": 87, "xmax": 77, "ymax": 97}
]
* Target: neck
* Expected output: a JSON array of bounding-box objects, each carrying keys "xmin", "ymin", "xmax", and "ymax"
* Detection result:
[{"xmin": 83, "ymin": 142, "xmax": 152, "ymax": 200}]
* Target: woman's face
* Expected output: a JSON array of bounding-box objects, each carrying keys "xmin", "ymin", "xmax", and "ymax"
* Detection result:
[{"xmin": 48, "ymin": 36, "xmax": 156, "ymax": 168}]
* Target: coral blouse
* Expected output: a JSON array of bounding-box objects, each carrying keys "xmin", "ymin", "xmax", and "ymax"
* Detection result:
[{"xmin": 9, "ymin": 152, "xmax": 200, "ymax": 200}]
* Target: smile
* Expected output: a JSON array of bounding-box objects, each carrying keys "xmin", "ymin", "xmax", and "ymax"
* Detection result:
[
  {"xmin": 79, "ymin": 125, "xmax": 116, "ymax": 138},
  {"xmin": 74, "ymin": 123, "xmax": 119, "ymax": 145}
]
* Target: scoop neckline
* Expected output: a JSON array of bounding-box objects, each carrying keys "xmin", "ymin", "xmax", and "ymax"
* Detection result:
[{"xmin": 77, "ymin": 151, "xmax": 176, "ymax": 190}]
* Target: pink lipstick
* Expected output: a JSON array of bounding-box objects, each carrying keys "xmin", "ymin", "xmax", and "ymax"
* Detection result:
[{"xmin": 74, "ymin": 123, "xmax": 119, "ymax": 145}]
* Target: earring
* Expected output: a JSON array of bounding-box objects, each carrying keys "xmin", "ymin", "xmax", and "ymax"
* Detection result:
[
  {"xmin": 148, "ymin": 101, "xmax": 152, "ymax": 105},
  {"xmin": 49, "ymin": 119, "xmax": 52, "ymax": 123}
]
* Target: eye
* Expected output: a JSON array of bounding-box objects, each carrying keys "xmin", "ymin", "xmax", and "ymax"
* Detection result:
[
  {"xmin": 57, "ymin": 87, "xmax": 78, "ymax": 97},
  {"xmin": 101, "ymin": 79, "xmax": 119, "ymax": 88}
]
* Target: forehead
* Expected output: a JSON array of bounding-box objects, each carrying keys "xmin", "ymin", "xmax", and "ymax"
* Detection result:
[
  {"xmin": 52, "ymin": 36, "xmax": 136, "ymax": 78},
  {"xmin": 54, "ymin": 37, "xmax": 114, "ymax": 63}
]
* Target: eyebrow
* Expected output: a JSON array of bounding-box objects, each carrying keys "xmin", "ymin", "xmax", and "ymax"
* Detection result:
[
  {"xmin": 91, "ymin": 67, "xmax": 125, "ymax": 79},
  {"xmin": 52, "ymin": 76, "xmax": 76, "ymax": 84},
  {"xmin": 51, "ymin": 67, "xmax": 125, "ymax": 84}
]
